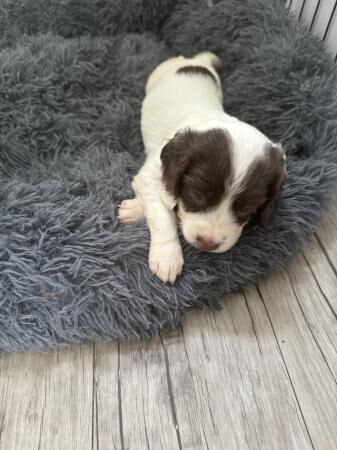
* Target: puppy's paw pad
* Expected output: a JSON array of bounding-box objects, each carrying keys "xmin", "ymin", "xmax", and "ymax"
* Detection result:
[
  {"xmin": 149, "ymin": 241, "xmax": 184, "ymax": 284},
  {"xmin": 118, "ymin": 198, "xmax": 144, "ymax": 223}
]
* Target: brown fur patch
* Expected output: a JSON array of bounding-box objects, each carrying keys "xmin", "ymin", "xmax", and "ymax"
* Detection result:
[
  {"xmin": 161, "ymin": 129, "xmax": 233, "ymax": 212},
  {"xmin": 176, "ymin": 65, "xmax": 217, "ymax": 84},
  {"xmin": 232, "ymin": 144, "xmax": 286, "ymax": 225}
]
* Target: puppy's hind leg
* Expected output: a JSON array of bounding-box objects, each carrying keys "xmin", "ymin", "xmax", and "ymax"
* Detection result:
[{"xmin": 118, "ymin": 198, "xmax": 144, "ymax": 224}]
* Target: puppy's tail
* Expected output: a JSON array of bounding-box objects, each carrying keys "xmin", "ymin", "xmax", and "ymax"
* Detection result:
[
  {"xmin": 193, "ymin": 51, "xmax": 223, "ymax": 71},
  {"xmin": 145, "ymin": 51, "xmax": 222, "ymax": 94}
]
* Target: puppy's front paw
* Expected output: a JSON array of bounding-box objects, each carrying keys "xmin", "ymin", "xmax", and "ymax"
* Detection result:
[
  {"xmin": 118, "ymin": 198, "xmax": 144, "ymax": 224},
  {"xmin": 149, "ymin": 240, "xmax": 184, "ymax": 284}
]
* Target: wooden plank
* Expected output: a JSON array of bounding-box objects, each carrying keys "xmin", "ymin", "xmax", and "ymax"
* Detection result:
[
  {"xmin": 118, "ymin": 337, "xmax": 180, "ymax": 450},
  {"xmin": 259, "ymin": 265, "xmax": 337, "ymax": 449},
  {"xmin": 0, "ymin": 353, "xmax": 44, "ymax": 450},
  {"xmin": 311, "ymin": 0, "xmax": 336, "ymax": 37},
  {"xmin": 303, "ymin": 236, "xmax": 337, "ymax": 314},
  {"xmin": 0, "ymin": 345, "xmax": 93, "ymax": 450},
  {"xmin": 160, "ymin": 326, "xmax": 210, "ymax": 450},
  {"xmin": 287, "ymin": 249, "xmax": 337, "ymax": 377},
  {"xmin": 161, "ymin": 293, "xmax": 313, "ymax": 450},
  {"xmin": 315, "ymin": 195, "xmax": 337, "ymax": 274},
  {"xmin": 92, "ymin": 342, "xmax": 122, "ymax": 450}
]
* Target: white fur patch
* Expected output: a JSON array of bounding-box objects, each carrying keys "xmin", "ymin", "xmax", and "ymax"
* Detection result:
[{"xmin": 178, "ymin": 196, "xmax": 244, "ymax": 252}]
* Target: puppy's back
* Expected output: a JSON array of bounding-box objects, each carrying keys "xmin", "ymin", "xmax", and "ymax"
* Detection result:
[{"xmin": 141, "ymin": 52, "xmax": 224, "ymax": 154}]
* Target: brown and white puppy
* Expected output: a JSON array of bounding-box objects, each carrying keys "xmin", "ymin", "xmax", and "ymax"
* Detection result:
[{"xmin": 118, "ymin": 52, "xmax": 286, "ymax": 283}]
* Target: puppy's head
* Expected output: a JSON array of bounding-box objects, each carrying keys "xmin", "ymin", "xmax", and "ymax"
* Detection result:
[{"xmin": 161, "ymin": 128, "xmax": 286, "ymax": 253}]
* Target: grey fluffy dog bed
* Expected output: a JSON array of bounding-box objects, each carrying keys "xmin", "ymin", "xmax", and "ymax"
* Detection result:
[{"xmin": 1, "ymin": 0, "xmax": 337, "ymax": 351}]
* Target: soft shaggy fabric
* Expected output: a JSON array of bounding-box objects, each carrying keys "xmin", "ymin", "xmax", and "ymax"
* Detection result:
[{"xmin": 0, "ymin": 0, "xmax": 337, "ymax": 352}]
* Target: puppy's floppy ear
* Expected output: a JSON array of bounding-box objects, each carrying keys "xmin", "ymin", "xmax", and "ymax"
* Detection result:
[
  {"xmin": 160, "ymin": 131, "xmax": 194, "ymax": 208},
  {"xmin": 258, "ymin": 143, "xmax": 286, "ymax": 225}
]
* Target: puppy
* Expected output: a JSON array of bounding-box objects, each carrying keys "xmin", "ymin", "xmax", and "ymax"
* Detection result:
[{"xmin": 118, "ymin": 52, "xmax": 286, "ymax": 283}]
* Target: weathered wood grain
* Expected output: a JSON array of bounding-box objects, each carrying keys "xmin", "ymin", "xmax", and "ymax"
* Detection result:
[
  {"xmin": 0, "ymin": 345, "xmax": 93, "ymax": 450},
  {"xmin": 92, "ymin": 342, "xmax": 121, "ymax": 450},
  {"xmin": 161, "ymin": 290, "xmax": 313, "ymax": 450},
  {"xmin": 259, "ymin": 263, "xmax": 337, "ymax": 449},
  {"xmin": 301, "ymin": 239, "xmax": 337, "ymax": 363},
  {"xmin": 117, "ymin": 336, "xmax": 181, "ymax": 450}
]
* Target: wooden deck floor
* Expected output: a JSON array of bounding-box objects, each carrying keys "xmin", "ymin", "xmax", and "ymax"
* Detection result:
[{"xmin": 0, "ymin": 200, "xmax": 336, "ymax": 450}]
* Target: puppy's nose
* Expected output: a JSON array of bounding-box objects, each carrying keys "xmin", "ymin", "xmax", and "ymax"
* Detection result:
[{"xmin": 196, "ymin": 236, "xmax": 219, "ymax": 251}]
